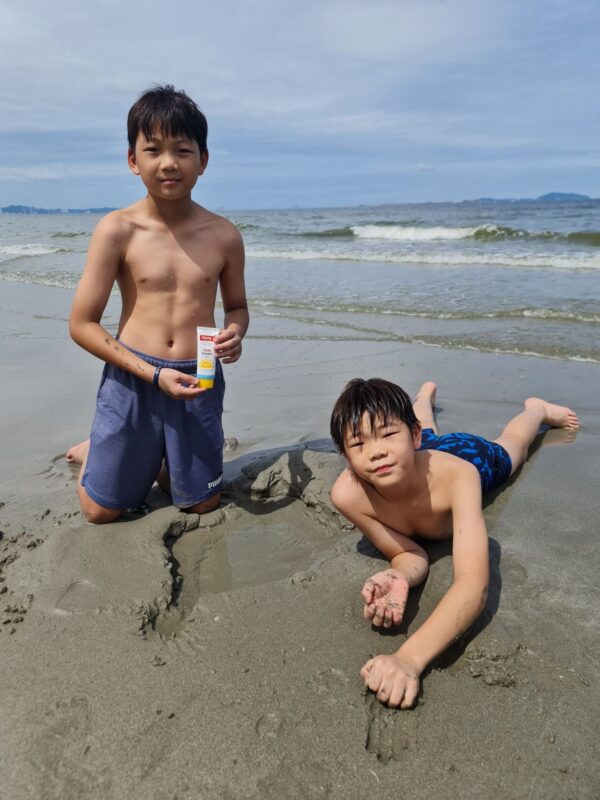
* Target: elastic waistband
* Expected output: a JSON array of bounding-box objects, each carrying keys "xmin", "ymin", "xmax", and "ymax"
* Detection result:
[{"xmin": 120, "ymin": 342, "xmax": 197, "ymax": 371}]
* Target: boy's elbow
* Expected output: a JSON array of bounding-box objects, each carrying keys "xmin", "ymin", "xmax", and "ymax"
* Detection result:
[{"xmin": 68, "ymin": 317, "xmax": 82, "ymax": 344}]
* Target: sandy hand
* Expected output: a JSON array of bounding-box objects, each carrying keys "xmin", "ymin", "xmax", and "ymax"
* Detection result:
[
  {"xmin": 361, "ymin": 569, "xmax": 410, "ymax": 628},
  {"xmin": 361, "ymin": 652, "xmax": 420, "ymax": 709}
]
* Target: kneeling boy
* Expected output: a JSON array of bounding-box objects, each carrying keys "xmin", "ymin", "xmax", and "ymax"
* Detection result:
[
  {"xmin": 68, "ymin": 85, "xmax": 248, "ymax": 523},
  {"xmin": 330, "ymin": 378, "xmax": 578, "ymax": 709}
]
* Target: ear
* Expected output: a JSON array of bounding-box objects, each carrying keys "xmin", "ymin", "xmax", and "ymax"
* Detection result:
[
  {"xmin": 198, "ymin": 149, "xmax": 209, "ymax": 176},
  {"xmin": 412, "ymin": 426, "xmax": 422, "ymax": 450},
  {"xmin": 128, "ymin": 148, "xmax": 140, "ymax": 176}
]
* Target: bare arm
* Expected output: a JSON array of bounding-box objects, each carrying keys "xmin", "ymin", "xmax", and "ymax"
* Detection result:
[
  {"xmin": 331, "ymin": 471, "xmax": 429, "ymax": 627},
  {"xmin": 362, "ymin": 463, "xmax": 489, "ymax": 708},
  {"xmin": 331, "ymin": 472, "xmax": 430, "ymax": 587},
  {"xmin": 69, "ymin": 214, "xmax": 204, "ymax": 399},
  {"xmin": 215, "ymin": 226, "xmax": 249, "ymax": 363}
]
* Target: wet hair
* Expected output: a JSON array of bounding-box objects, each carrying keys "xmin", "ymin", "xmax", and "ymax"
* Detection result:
[
  {"xmin": 330, "ymin": 377, "xmax": 420, "ymax": 453},
  {"xmin": 127, "ymin": 84, "xmax": 208, "ymax": 153}
]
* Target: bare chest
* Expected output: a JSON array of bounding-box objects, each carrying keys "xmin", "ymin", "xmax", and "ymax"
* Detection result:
[
  {"xmin": 122, "ymin": 230, "xmax": 224, "ymax": 293},
  {"xmin": 368, "ymin": 489, "xmax": 453, "ymax": 540}
]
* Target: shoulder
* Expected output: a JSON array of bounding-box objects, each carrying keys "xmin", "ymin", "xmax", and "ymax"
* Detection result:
[
  {"xmin": 331, "ymin": 467, "xmax": 368, "ymax": 514},
  {"xmin": 447, "ymin": 455, "xmax": 482, "ymax": 509},
  {"xmin": 418, "ymin": 449, "xmax": 481, "ymax": 508},
  {"xmin": 197, "ymin": 207, "xmax": 243, "ymax": 249},
  {"xmin": 421, "ymin": 449, "xmax": 479, "ymax": 487},
  {"xmin": 91, "ymin": 208, "xmax": 136, "ymax": 247}
]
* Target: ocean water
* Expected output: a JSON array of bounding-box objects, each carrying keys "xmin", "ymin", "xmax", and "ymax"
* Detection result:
[{"xmin": 1, "ymin": 201, "xmax": 599, "ymax": 362}]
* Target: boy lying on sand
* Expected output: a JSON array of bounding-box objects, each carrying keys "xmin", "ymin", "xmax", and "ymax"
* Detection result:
[{"xmin": 330, "ymin": 378, "xmax": 578, "ymax": 709}]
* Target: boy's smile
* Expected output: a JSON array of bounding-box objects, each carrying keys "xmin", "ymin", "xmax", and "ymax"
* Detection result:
[{"xmin": 128, "ymin": 130, "xmax": 208, "ymax": 201}]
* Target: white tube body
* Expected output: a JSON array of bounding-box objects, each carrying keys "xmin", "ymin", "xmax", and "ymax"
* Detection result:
[{"xmin": 196, "ymin": 327, "xmax": 219, "ymax": 388}]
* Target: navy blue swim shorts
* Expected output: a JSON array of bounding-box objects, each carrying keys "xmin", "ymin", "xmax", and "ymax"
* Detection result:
[
  {"xmin": 82, "ymin": 347, "xmax": 225, "ymax": 510},
  {"xmin": 419, "ymin": 428, "xmax": 512, "ymax": 494}
]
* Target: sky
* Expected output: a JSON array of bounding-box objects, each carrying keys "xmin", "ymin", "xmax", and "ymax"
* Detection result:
[{"xmin": 1, "ymin": 0, "xmax": 599, "ymax": 209}]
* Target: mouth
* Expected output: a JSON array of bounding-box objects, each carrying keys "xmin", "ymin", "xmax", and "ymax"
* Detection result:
[
  {"xmin": 371, "ymin": 464, "xmax": 393, "ymax": 475},
  {"xmin": 160, "ymin": 178, "xmax": 180, "ymax": 184}
]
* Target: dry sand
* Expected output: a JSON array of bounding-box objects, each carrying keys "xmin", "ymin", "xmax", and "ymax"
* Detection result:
[{"xmin": 1, "ymin": 280, "xmax": 599, "ymax": 799}]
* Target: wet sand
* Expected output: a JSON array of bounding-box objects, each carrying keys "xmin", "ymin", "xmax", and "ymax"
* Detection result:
[{"xmin": 1, "ymin": 280, "xmax": 599, "ymax": 799}]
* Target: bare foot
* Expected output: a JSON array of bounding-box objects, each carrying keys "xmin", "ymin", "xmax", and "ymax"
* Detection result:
[
  {"xmin": 524, "ymin": 398, "xmax": 579, "ymax": 430},
  {"xmin": 361, "ymin": 569, "xmax": 410, "ymax": 628},
  {"xmin": 416, "ymin": 381, "xmax": 437, "ymax": 407},
  {"xmin": 66, "ymin": 440, "xmax": 90, "ymax": 465},
  {"xmin": 413, "ymin": 381, "xmax": 438, "ymax": 434}
]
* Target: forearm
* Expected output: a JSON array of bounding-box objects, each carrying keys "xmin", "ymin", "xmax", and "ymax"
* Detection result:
[
  {"xmin": 69, "ymin": 320, "xmax": 154, "ymax": 383},
  {"xmin": 223, "ymin": 305, "xmax": 249, "ymax": 339},
  {"xmin": 390, "ymin": 550, "xmax": 429, "ymax": 588},
  {"xmin": 398, "ymin": 577, "xmax": 488, "ymax": 673}
]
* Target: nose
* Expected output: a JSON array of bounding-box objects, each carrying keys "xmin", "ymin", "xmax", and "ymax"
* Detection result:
[
  {"xmin": 367, "ymin": 438, "xmax": 387, "ymax": 460},
  {"xmin": 161, "ymin": 151, "xmax": 178, "ymax": 170}
]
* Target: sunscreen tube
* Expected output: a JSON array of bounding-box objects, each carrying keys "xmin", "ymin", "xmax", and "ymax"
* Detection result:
[{"xmin": 196, "ymin": 327, "xmax": 220, "ymax": 388}]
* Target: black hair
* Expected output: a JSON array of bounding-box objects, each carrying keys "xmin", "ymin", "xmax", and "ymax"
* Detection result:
[
  {"xmin": 330, "ymin": 377, "xmax": 420, "ymax": 453},
  {"xmin": 127, "ymin": 84, "xmax": 208, "ymax": 153}
]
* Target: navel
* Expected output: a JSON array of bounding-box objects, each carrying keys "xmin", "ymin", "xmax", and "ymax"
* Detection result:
[{"xmin": 167, "ymin": 339, "xmax": 174, "ymax": 348}]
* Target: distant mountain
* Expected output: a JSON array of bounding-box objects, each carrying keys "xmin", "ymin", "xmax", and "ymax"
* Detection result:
[
  {"xmin": 536, "ymin": 192, "xmax": 592, "ymax": 202},
  {"xmin": 0, "ymin": 204, "xmax": 115, "ymax": 215},
  {"xmin": 467, "ymin": 192, "xmax": 594, "ymax": 205}
]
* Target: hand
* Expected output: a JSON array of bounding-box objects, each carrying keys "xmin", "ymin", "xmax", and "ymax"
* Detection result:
[
  {"xmin": 361, "ymin": 569, "xmax": 409, "ymax": 628},
  {"xmin": 215, "ymin": 328, "xmax": 242, "ymax": 363},
  {"xmin": 360, "ymin": 651, "xmax": 420, "ymax": 708},
  {"xmin": 157, "ymin": 368, "xmax": 207, "ymax": 399}
]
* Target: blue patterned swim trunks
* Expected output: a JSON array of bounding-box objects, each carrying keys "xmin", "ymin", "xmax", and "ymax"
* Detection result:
[{"xmin": 419, "ymin": 428, "xmax": 512, "ymax": 494}]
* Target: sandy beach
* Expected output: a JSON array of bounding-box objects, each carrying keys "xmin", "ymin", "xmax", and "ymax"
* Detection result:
[{"xmin": 1, "ymin": 279, "xmax": 599, "ymax": 799}]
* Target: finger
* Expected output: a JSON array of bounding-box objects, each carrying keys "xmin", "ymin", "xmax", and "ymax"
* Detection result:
[
  {"xmin": 376, "ymin": 680, "xmax": 391, "ymax": 704},
  {"xmin": 371, "ymin": 580, "xmax": 385, "ymax": 600},
  {"xmin": 401, "ymin": 680, "xmax": 419, "ymax": 709},
  {"xmin": 382, "ymin": 608, "xmax": 394, "ymax": 628},
  {"xmin": 371, "ymin": 602, "xmax": 385, "ymax": 627},
  {"xmin": 388, "ymin": 682, "xmax": 405, "ymax": 709},
  {"xmin": 366, "ymin": 668, "xmax": 384, "ymax": 693},
  {"xmin": 392, "ymin": 607, "xmax": 403, "ymax": 626},
  {"xmin": 363, "ymin": 603, "xmax": 376, "ymax": 621},
  {"xmin": 361, "ymin": 581, "xmax": 375, "ymax": 604},
  {"xmin": 360, "ymin": 658, "xmax": 374, "ymax": 680}
]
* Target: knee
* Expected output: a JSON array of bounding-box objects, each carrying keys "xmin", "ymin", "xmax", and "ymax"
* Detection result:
[
  {"xmin": 82, "ymin": 505, "xmax": 123, "ymax": 525},
  {"xmin": 187, "ymin": 492, "xmax": 221, "ymax": 515},
  {"xmin": 78, "ymin": 486, "xmax": 122, "ymax": 524}
]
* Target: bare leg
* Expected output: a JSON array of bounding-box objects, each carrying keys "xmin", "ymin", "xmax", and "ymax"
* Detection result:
[
  {"xmin": 187, "ymin": 492, "xmax": 221, "ymax": 514},
  {"xmin": 73, "ymin": 440, "xmax": 123, "ymax": 524},
  {"xmin": 494, "ymin": 397, "xmax": 579, "ymax": 475},
  {"xmin": 412, "ymin": 381, "xmax": 438, "ymax": 434}
]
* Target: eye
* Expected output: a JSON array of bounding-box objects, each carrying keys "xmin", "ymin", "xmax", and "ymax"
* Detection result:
[{"xmin": 348, "ymin": 441, "xmax": 363, "ymax": 449}]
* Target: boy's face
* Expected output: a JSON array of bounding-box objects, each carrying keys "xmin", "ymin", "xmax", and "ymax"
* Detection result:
[
  {"xmin": 128, "ymin": 129, "xmax": 208, "ymax": 200},
  {"xmin": 343, "ymin": 413, "xmax": 421, "ymax": 487}
]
